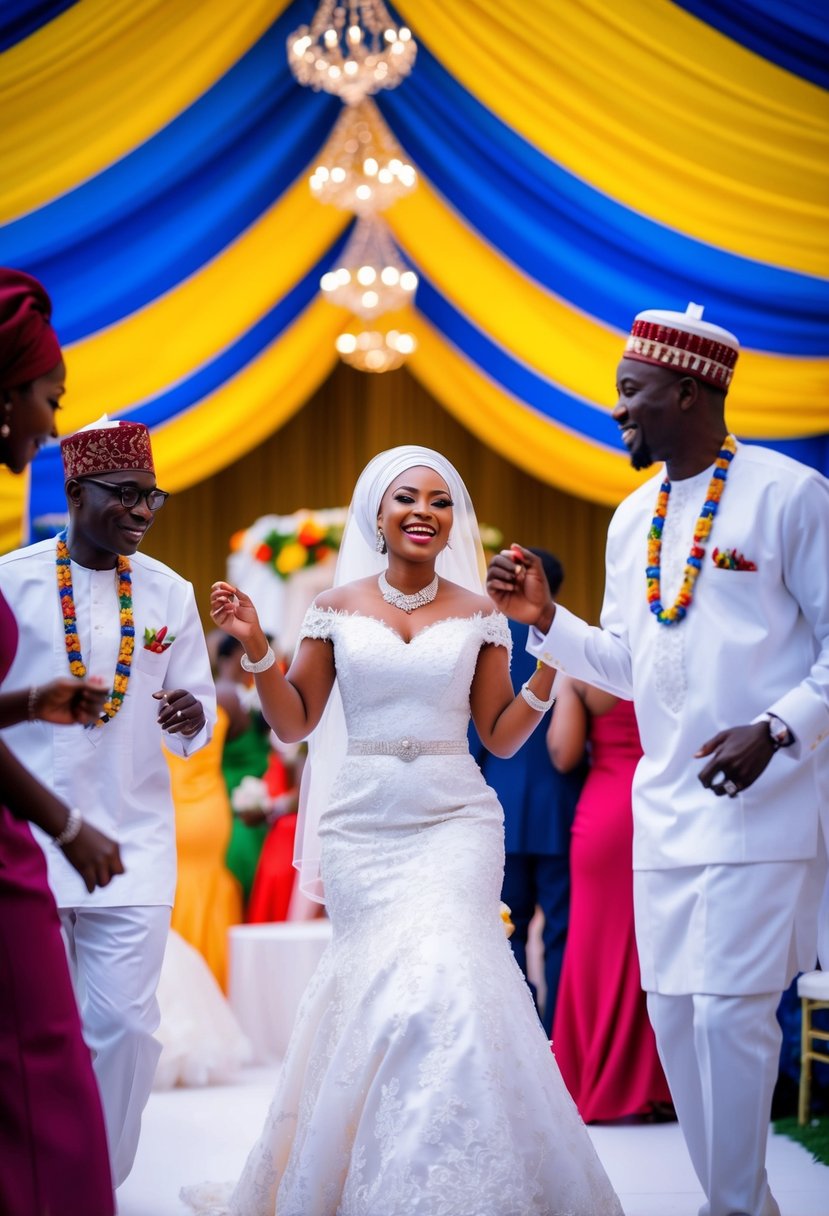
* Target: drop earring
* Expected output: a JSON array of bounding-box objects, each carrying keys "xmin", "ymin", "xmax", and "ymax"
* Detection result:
[
  {"xmin": 375, "ymin": 528, "xmax": 387, "ymax": 554},
  {"xmin": 0, "ymin": 400, "xmax": 11, "ymax": 440}
]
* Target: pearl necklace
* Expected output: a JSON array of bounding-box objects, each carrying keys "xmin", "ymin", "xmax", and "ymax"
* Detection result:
[{"xmin": 378, "ymin": 571, "xmax": 439, "ymax": 614}]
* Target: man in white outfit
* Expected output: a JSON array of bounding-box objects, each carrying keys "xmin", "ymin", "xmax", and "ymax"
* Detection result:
[
  {"xmin": 0, "ymin": 418, "xmax": 215, "ymax": 1186},
  {"xmin": 487, "ymin": 304, "xmax": 829, "ymax": 1216}
]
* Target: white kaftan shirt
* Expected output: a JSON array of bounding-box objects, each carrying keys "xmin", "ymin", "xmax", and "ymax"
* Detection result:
[
  {"xmin": 0, "ymin": 538, "xmax": 216, "ymax": 908},
  {"xmin": 528, "ymin": 442, "xmax": 829, "ymax": 872}
]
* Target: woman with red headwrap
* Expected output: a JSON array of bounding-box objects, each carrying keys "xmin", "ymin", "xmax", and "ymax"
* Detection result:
[{"xmin": 0, "ymin": 268, "xmax": 121, "ymax": 1216}]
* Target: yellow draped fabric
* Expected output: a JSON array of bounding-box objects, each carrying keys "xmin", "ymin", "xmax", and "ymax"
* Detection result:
[
  {"xmin": 396, "ymin": 0, "xmax": 829, "ymax": 276},
  {"xmin": 0, "ymin": 0, "xmax": 285, "ymax": 223},
  {"xmin": 407, "ymin": 317, "xmax": 642, "ymax": 506},
  {"xmin": 387, "ymin": 181, "xmax": 829, "ymax": 437},
  {"xmin": 59, "ymin": 179, "xmax": 349, "ymax": 430},
  {"xmin": 0, "ymin": 0, "xmax": 825, "ymax": 554},
  {"xmin": 51, "ymin": 168, "xmax": 828, "ymax": 442},
  {"xmin": 149, "ymin": 297, "xmax": 343, "ymax": 493},
  {"xmin": 0, "ymin": 473, "xmax": 28, "ymax": 555}
]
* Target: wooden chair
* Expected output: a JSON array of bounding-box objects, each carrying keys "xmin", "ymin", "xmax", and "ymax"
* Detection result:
[{"xmin": 797, "ymin": 969, "xmax": 829, "ymax": 1125}]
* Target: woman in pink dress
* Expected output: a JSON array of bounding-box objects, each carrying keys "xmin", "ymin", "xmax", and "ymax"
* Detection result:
[
  {"xmin": 548, "ymin": 677, "xmax": 672, "ymax": 1122},
  {"xmin": 0, "ymin": 268, "xmax": 122, "ymax": 1216}
]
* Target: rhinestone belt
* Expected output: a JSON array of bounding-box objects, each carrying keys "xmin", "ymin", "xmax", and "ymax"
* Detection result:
[{"xmin": 347, "ymin": 738, "xmax": 468, "ymax": 762}]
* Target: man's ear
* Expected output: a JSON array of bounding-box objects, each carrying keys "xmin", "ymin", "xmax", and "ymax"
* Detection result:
[
  {"xmin": 676, "ymin": 376, "xmax": 700, "ymax": 413},
  {"xmin": 65, "ymin": 478, "xmax": 83, "ymax": 507}
]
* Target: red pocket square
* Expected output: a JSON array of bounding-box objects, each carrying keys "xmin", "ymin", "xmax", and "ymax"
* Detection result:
[{"xmin": 712, "ymin": 547, "xmax": 756, "ymax": 572}]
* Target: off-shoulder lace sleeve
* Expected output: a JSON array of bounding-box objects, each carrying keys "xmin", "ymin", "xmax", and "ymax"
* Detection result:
[
  {"xmin": 298, "ymin": 604, "xmax": 337, "ymax": 642},
  {"xmin": 481, "ymin": 611, "xmax": 512, "ymax": 657}
]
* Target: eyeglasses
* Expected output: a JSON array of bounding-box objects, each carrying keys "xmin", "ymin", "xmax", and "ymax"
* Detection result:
[{"xmin": 81, "ymin": 478, "xmax": 170, "ymax": 512}]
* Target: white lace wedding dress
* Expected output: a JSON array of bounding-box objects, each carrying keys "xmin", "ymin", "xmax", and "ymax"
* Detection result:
[{"xmin": 182, "ymin": 608, "xmax": 622, "ymax": 1216}]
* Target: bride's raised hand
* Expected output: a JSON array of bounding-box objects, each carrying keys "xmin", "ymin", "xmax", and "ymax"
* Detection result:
[{"xmin": 210, "ymin": 581, "xmax": 261, "ymax": 644}]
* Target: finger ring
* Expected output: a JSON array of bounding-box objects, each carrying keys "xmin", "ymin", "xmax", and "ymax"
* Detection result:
[
  {"xmin": 177, "ymin": 710, "xmax": 183, "ymax": 719},
  {"xmin": 723, "ymin": 779, "xmax": 739, "ymax": 796}
]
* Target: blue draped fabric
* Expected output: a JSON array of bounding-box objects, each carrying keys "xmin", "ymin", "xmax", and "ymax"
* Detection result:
[
  {"xmin": 378, "ymin": 46, "xmax": 828, "ymax": 356},
  {"xmin": 26, "ymin": 230, "xmax": 350, "ymax": 524},
  {"xmin": 0, "ymin": 0, "xmax": 826, "ymax": 545},
  {"xmin": 672, "ymin": 0, "xmax": 829, "ymax": 89},
  {"xmin": 0, "ymin": 8, "xmax": 339, "ymax": 339},
  {"xmin": 415, "ymin": 276, "xmax": 623, "ymax": 450}
]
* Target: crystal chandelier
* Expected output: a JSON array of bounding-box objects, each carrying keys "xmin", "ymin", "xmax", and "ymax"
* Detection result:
[
  {"xmin": 309, "ymin": 99, "xmax": 416, "ymax": 214},
  {"xmin": 321, "ymin": 215, "xmax": 418, "ymax": 319},
  {"xmin": 335, "ymin": 325, "xmax": 417, "ymax": 373},
  {"xmin": 288, "ymin": 1, "xmax": 416, "ymax": 106}
]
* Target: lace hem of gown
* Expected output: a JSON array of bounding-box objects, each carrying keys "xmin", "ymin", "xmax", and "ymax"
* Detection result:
[{"xmin": 180, "ymin": 1181, "xmax": 233, "ymax": 1214}]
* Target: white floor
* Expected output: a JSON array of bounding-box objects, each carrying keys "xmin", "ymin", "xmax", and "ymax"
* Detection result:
[{"xmin": 117, "ymin": 1064, "xmax": 829, "ymax": 1216}]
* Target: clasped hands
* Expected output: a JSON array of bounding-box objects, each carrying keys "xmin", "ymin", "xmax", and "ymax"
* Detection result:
[{"xmin": 32, "ymin": 676, "xmax": 109, "ymax": 726}]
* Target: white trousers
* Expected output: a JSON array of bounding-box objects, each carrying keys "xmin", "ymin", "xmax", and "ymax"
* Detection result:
[
  {"xmin": 647, "ymin": 990, "xmax": 782, "ymax": 1216},
  {"xmin": 61, "ymin": 904, "xmax": 170, "ymax": 1187}
]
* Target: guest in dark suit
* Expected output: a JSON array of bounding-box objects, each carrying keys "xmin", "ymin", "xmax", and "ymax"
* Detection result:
[{"xmin": 473, "ymin": 550, "xmax": 587, "ymax": 1035}]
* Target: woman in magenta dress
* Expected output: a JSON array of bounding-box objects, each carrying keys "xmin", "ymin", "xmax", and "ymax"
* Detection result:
[
  {"xmin": 0, "ymin": 268, "xmax": 122, "ymax": 1216},
  {"xmin": 548, "ymin": 677, "xmax": 672, "ymax": 1122}
]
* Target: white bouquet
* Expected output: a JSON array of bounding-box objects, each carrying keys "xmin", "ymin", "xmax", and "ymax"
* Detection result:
[{"xmin": 230, "ymin": 775, "xmax": 271, "ymax": 816}]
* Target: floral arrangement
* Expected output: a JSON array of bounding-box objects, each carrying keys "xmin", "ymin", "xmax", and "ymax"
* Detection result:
[
  {"xmin": 143, "ymin": 625, "xmax": 175, "ymax": 652},
  {"xmin": 499, "ymin": 901, "xmax": 515, "ymax": 939},
  {"xmin": 231, "ymin": 511, "xmax": 345, "ymax": 580},
  {"xmin": 712, "ymin": 546, "xmax": 756, "ymax": 572}
]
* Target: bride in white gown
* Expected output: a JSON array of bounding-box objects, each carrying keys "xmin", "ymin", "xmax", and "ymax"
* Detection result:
[{"xmin": 189, "ymin": 446, "xmax": 622, "ymax": 1216}]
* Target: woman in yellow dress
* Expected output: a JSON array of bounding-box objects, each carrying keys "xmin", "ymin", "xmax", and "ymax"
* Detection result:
[{"xmin": 165, "ymin": 686, "xmax": 247, "ymax": 990}]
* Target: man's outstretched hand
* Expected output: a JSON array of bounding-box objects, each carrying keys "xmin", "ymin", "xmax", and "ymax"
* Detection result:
[{"xmin": 486, "ymin": 544, "xmax": 556, "ymax": 633}]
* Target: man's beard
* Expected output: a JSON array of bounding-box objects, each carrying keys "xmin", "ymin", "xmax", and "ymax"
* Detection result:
[{"xmin": 631, "ymin": 438, "xmax": 654, "ymax": 471}]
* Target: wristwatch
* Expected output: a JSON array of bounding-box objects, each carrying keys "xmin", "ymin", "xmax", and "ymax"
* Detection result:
[{"xmin": 761, "ymin": 713, "xmax": 794, "ymax": 750}]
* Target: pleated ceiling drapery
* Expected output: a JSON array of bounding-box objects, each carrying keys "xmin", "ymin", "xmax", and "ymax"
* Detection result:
[{"xmin": 0, "ymin": 0, "xmax": 826, "ymax": 551}]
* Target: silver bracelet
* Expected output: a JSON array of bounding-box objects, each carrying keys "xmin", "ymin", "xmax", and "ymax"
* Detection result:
[
  {"xmin": 53, "ymin": 807, "xmax": 83, "ymax": 847},
  {"xmin": 240, "ymin": 645, "xmax": 276, "ymax": 674},
  {"xmin": 520, "ymin": 680, "xmax": 556, "ymax": 713},
  {"xmin": 27, "ymin": 685, "xmax": 40, "ymax": 721}
]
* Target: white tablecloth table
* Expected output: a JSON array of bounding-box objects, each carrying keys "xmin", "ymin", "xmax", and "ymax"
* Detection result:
[{"xmin": 228, "ymin": 920, "xmax": 332, "ymax": 1063}]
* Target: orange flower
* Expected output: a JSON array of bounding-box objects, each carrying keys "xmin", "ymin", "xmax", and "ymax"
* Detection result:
[{"xmin": 297, "ymin": 519, "xmax": 326, "ymax": 547}]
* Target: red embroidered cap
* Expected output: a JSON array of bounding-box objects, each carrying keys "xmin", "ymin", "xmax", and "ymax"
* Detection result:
[
  {"xmin": 624, "ymin": 302, "xmax": 739, "ymax": 390},
  {"xmin": 61, "ymin": 416, "xmax": 155, "ymax": 481}
]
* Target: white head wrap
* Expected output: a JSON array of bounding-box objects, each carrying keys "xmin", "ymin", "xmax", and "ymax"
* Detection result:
[{"xmin": 294, "ymin": 445, "xmax": 486, "ymax": 902}]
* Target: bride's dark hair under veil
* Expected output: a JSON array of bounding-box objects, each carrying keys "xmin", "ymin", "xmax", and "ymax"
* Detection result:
[{"xmin": 293, "ymin": 445, "xmax": 488, "ymax": 902}]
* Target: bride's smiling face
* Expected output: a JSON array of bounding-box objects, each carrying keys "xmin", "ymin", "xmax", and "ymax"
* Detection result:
[{"xmin": 378, "ymin": 465, "xmax": 454, "ymax": 560}]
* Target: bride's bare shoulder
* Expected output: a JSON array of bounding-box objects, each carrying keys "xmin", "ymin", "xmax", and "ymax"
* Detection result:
[{"xmin": 314, "ymin": 577, "xmax": 378, "ymax": 613}]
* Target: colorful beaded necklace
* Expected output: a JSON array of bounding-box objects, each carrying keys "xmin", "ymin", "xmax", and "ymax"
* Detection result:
[
  {"xmin": 56, "ymin": 529, "xmax": 135, "ymax": 725},
  {"xmin": 646, "ymin": 434, "xmax": 736, "ymax": 626}
]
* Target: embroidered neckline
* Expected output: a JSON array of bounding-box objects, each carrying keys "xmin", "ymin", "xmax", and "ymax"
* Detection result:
[
  {"xmin": 646, "ymin": 435, "xmax": 736, "ymax": 626},
  {"xmin": 56, "ymin": 530, "xmax": 135, "ymax": 725},
  {"xmin": 304, "ymin": 605, "xmax": 507, "ymax": 648}
]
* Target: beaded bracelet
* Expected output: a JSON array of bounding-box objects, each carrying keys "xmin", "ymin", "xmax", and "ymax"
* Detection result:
[
  {"xmin": 240, "ymin": 645, "xmax": 276, "ymax": 674},
  {"xmin": 520, "ymin": 680, "xmax": 556, "ymax": 713},
  {"xmin": 53, "ymin": 807, "xmax": 83, "ymax": 848},
  {"xmin": 27, "ymin": 685, "xmax": 40, "ymax": 721}
]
